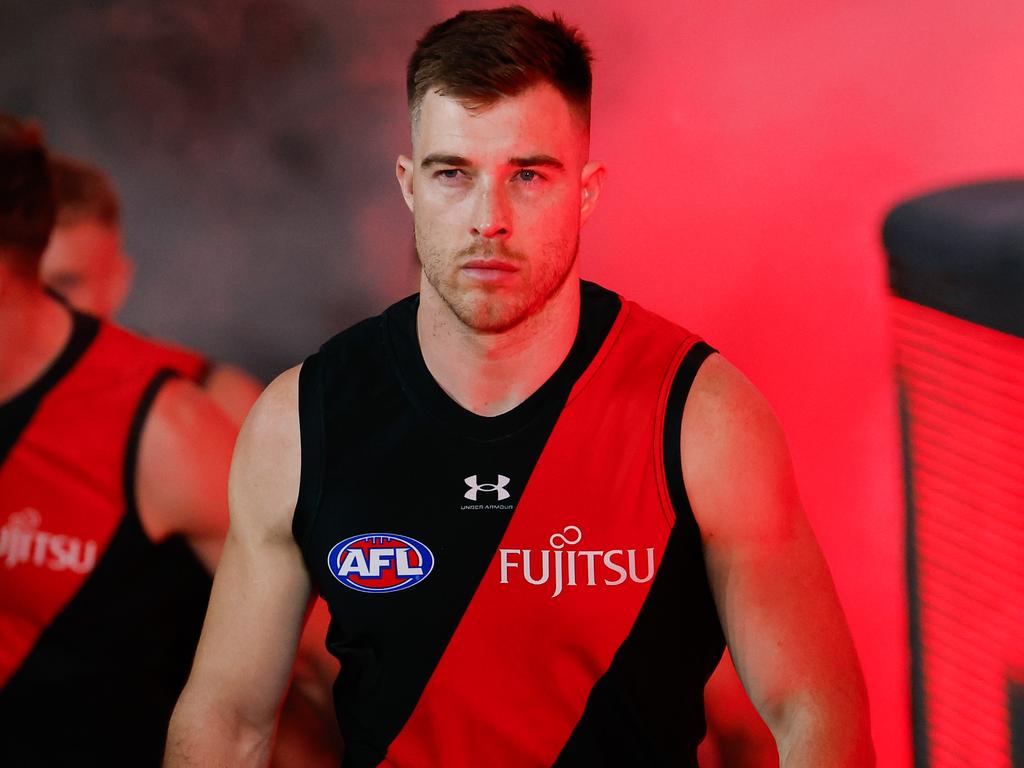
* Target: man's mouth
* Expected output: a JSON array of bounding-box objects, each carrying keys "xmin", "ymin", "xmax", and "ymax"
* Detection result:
[{"xmin": 461, "ymin": 258, "xmax": 519, "ymax": 272}]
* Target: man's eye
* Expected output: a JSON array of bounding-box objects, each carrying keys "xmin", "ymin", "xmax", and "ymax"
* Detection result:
[
  {"xmin": 517, "ymin": 169, "xmax": 539, "ymax": 182},
  {"xmin": 436, "ymin": 169, "xmax": 462, "ymax": 180}
]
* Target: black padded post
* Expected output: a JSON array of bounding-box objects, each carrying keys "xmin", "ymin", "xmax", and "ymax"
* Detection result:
[
  {"xmin": 883, "ymin": 179, "xmax": 1024, "ymax": 336},
  {"xmin": 883, "ymin": 178, "xmax": 1024, "ymax": 768}
]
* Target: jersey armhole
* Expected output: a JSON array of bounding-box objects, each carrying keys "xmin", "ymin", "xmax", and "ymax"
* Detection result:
[
  {"xmin": 123, "ymin": 368, "xmax": 180, "ymax": 538},
  {"xmin": 661, "ymin": 341, "xmax": 717, "ymax": 532},
  {"xmin": 193, "ymin": 356, "xmax": 213, "ymax": 386},
  {"xmin": 292, "ymin": 352, "xmax": 326, "ymax": 550}
]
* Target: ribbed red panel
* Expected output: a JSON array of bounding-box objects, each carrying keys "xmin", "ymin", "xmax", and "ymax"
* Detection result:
[{"xmin": 893, "ymin": 297, "xmax": 1024, "ymax": 768}]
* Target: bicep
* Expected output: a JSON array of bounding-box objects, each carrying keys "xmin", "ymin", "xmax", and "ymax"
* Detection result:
[{"xmin": 682, "ymin": 356, "xmax": 865, "ymax": 732}]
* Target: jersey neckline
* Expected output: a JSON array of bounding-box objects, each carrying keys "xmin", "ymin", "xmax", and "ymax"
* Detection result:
[
  {"xmin": 384, "ymin": 280, "xmax": 622, "ymax": 442},
  {"xmin": 0, "ymin": 307, "xmax": 99, "ymax": 466}
]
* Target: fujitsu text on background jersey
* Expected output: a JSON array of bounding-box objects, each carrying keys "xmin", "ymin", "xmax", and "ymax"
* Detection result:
[{"xmin": 0, "ymin": 311, "xmax": 211, "ymax": 766}]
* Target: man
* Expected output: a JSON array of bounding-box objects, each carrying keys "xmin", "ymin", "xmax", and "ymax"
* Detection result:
[
  {"xmin": 40, "ymin": 155, "xmax": 262, "ymax": 425},
  {"xmin": 0, "ymin": 116, "xmax": 339, "ymax": 766},
  {"xmin": 167, "ymin": 7, "xmax": 874, "ymax": 767},
  {"xmin": 0, "ymin": 114, "xmax": 237, "ymax": 763},
  {"xmin": 37, "ymin": 158, "xmax": 342, "ymax": 742}
]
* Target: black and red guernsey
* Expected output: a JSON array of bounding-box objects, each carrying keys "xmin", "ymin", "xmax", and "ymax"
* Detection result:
[
  {"xmin": 133, "ymin": 334, "xmax": 211, "ymax": 385},
  {"xmin": 294, "ymin": 280, "xmax": 726, "ymax": 767},
  {"xmin": 0, "ymin": 310, "xmax": 211, "ymax": 765}
]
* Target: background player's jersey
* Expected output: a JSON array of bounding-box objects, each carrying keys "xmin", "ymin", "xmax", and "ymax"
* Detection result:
[
  {"xmin": 293, "ymin": 280, "xmax": 726, "ymax": 767},
  {"xmin": 134, "ymin": 333, "xmax": 211, "ymax": 385},
  {"xmin": 0, "ymin": 311, "xmax": 211, "ymax": 766}
]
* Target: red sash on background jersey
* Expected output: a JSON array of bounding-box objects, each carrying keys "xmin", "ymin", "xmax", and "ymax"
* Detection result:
[
  {"xmin": 0, "ymin": 321, "xmax": 177, "ymax": 686},
  {"xmin": 135, "ymin": 335, "xmax": 210, "ymax": 383}
]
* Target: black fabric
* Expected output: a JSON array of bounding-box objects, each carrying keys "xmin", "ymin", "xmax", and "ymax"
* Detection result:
[
  {"xmin": 294, "ymin": 281, "xmax": 622, "ymax": 766},
  {"xmin": 0, "ymin": 308, "xmax": 98, "ymax": 467},
  {"xmin": 0, "ymin": 517, "xmax": 212, "ymax": 766},
  {"xmin": 193, "ymin": 357, "xmax": 213, "ymax": 386},
  {"xmin": 1011, "ymin": 678, "xmax": 1024, "ymax": 768},
  {"xmin": 0, "ymin": 370, "xmax": 212, "ymax": 766},
  {"xmin": 295, "ymin": 283, "xmax": 729, "ymax": 766},
  {"xmin": 124, "ymin": 369, "xmax": 179, "ymax": 521},
  {"xmin": 294, "ymin": 351, "xmax": 326, "ymax": 549},
  {"xmin": 882, "ymin": 179, "xmax": 1024, "ymax": 337},
  {"xmin": 662, "ymin": 342, "xmax": 716, "ymax": 532},
  {"xmin": 386, "ymin": 281, "xmax": 624, "ymax": 442},
  {"xmin": 553, "ymin": 340, "xmax": 725, "ymax": 768}
]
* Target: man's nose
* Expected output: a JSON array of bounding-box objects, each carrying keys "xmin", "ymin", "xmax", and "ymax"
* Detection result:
[{"xmin": 470, "ymin": 182, "xmax": 512, "ymax": 239}]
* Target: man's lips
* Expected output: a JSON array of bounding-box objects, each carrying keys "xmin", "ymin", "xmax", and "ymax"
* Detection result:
[{"xmin": 461, "ymin": 258, "xmax": 519, "ymax": 272}]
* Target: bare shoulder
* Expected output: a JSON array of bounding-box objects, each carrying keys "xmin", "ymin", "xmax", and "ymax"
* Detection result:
[
  {"xmin": 204, "ymin": 362, "xmax": 264, "ymax": 425},
  {"xmin": 682, "ymin": 353, "xmax": 783, "ymax": 447},
  {"xmin": 148, "ymin": 375, "xmax": 232, "ymax": 440},
  {"xmin": 136, "ymin": 376, "xmax": 237, "ymax": 545},
  {"xmin": 237, "ymin": 364, "xmax": 300, "ymax": 439},
  {"xmin": 680, "ymin": 353, "xmax": 800, "ymax": 540},
  {"xmin": 228, "ymin": 365, "xmax": 303, "ymax": 543}
]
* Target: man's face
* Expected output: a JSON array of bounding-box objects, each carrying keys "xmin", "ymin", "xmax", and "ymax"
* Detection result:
[
  {"xmin": 40, "ymin": 219, "xmax": 130, "ymax": 318},
  {"xmin": 397, "ymin": 82, "xmax": 603, "ymax": 333}
]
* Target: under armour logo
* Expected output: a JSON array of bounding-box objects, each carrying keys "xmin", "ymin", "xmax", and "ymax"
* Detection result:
[{"xmin": 464, "ymin": 475, "xmax": 511, "ymax": 501}]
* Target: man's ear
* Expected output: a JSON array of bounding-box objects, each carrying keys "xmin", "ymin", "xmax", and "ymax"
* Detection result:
[
  {"xmin": 396, "ymin": 155, "xmax": 415, "ymax": 213},
  {"xmin": 108, "ymin": 250, "xmax": 134, "ymax": 317},
  {"xmin": 580, "ymin": 161, "xmax": 606, "ymax": 225}
]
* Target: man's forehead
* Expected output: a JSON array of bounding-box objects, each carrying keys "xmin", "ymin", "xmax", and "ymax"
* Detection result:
[{"xmin": 412, "ymin": 83, "xmax": 585, "ymax": 156}]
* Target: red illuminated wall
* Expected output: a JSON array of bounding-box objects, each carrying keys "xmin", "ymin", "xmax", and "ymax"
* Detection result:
[
  {"xmin": 435, "ymin": 3, "xmax": 1024, "ymax": 766},
  {"xmin": 8, "ymin": 1, "xmax": 1021, "ymax": 764}
]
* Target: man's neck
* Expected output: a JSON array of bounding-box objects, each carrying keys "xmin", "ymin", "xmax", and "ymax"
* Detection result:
[
  {"xmin": 0, "ymin": 279, "xmax": 73, "ymax": 404},
  {"xmin": 417, "ymin": 273, "xmax": 581, "ymax": 417}
]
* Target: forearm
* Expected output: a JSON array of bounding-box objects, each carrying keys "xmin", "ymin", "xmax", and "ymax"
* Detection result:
[
  {"xmin": 269, "ymin": 612, "xmax": 342, "ymax": 766},
  {"xmin": 164, "ymin": 691, "xmax": 274, "ymax": 768},
  {"xmin": 773, "ymin": 693, "xmax": 875, "ymax": 768}
]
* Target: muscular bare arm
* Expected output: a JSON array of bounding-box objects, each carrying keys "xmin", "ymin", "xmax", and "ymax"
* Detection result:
[
  {"xmin": 164, "ymin": 366, "xmax": 314, "ymax": 766},
  {"xmin": 699, "ymin": 649, "xmax": 777, "ymax": 768},
  {"xmin": 682, "ymin": 354, "xmax": 874, "ymax": 766},
  {"xmin": 135, "ymin": 377, "xmax": 237, "ymax": 570}
]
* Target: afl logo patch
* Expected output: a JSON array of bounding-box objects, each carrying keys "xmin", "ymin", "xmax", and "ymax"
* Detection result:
[{"xmin": 327, "ymin": 533, "xmax": 434, "ymax": 593}]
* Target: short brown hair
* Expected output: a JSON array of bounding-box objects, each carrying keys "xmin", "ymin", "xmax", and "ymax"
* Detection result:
[
  {"xmin": 51, "ymin": 154, "xmax": 120, "ymax": 229},
  {"xmin": 407, "ymin": 6, "xmax": 593, "ymax": 127},
  {"xmin": 0, "ymin": 113, "xmax": 56, "ymax": 270}
]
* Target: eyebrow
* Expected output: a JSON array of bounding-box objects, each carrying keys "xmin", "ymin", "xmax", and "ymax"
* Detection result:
[
  {"xmin": 421, "ymin": 153, "xmax": 469, "ymax": 168},
  {"xmin": 509, "ymin": 155, "xmax": 564, "ymax": 170},
  {"xmin": 420, "ymin": 153, "xmax": 565, "ymax": 170}
]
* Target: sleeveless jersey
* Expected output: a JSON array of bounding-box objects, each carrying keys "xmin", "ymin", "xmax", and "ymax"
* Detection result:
[
  {"xmin": 135, "ymin": 335, "xmax": 211, "ymax": 385},
  {"xmin": 0, "ymin": 311, "xmax": 212, "ymax": 766},
  {"xmin": 293, "ymin": 281, "xmax": 726, "ymax": 767}
]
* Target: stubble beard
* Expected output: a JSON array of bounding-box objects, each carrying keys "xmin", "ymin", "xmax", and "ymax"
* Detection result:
[{"xmin": 417, "ymin": 232, "xmax": 579, "ymax": 334}]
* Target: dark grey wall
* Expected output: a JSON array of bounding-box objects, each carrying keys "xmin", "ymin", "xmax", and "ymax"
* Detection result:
[{"xmin": 3, "ymin": 0, "xmax": 441, "ymax": 381}]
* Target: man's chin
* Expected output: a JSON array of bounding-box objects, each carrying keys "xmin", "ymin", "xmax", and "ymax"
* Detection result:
[{"xmin": 454, "ymin": 302, "xmax": 527, "ymax": 334}]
